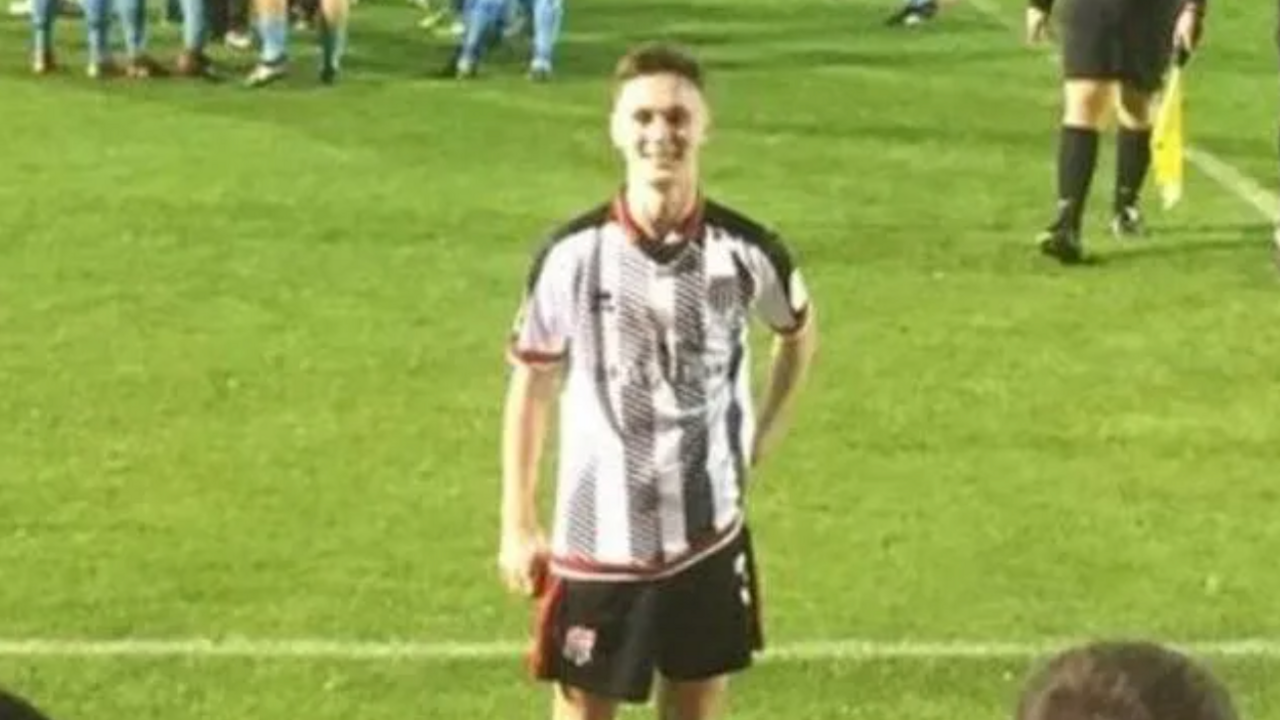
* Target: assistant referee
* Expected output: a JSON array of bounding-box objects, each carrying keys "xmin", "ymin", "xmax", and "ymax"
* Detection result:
[{"xmin": 1026, "ymin": 0, "xmax": 1207, "ymax": 264}]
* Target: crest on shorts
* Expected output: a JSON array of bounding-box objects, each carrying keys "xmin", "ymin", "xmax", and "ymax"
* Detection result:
[{"xmin": 562, "ymin": 626, "xmax": 597, "ymax": 667}]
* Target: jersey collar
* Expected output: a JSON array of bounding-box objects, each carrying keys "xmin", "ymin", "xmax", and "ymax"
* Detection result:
[{"xmin": 610, "ymin": 189, "xmax": 706, "ymax": 246}]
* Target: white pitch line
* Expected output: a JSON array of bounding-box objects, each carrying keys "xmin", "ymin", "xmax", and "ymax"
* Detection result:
[
  {"xmin": 965, "ymin": 0, "xmax": 1280, "ymax": 224},
  {"xmin": 0, "ymin": 638, "xmax": 524, "ymax": 661},
  {"xmin": 1, "ymin": 638, "xmax": 1279, "ymax": 662},
  {"xmin": 1186, "ymin": 147, "xmax": 1280, "ymax": 222}
]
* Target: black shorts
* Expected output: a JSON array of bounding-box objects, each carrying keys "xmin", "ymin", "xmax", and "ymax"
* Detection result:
[
  {"xmin": 527, "ymin": 528, "xmax": 764, "ymax": 704},
  {"xmin": 1060, "ymin": 0, "xmax": 1179, "ymax": 91}
]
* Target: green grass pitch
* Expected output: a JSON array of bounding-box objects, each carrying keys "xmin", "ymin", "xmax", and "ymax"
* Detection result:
[{"xmin": 1, "ymin": 0, "xmax": 1279, "ymax": 717}]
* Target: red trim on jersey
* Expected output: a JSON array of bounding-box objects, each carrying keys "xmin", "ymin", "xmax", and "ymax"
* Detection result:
[
  {"xmin": 549, "ymin": 518, "xmax": 743, "ymax": 582},
  {"xmin": 610, "ymin": 190, "xmax": 705, "ymax": 244},
  {"xmin": 771, "ymin": 304, "xmax": 812, "ymax": 338},
  {"xmin": 507, "ymin": 344, "xmax": 566, "ymax": 367}
]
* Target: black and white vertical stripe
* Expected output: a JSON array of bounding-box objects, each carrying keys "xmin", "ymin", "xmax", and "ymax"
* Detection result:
[
  {"xmin": 513, "ymin": 199, "xmax": 807, "ymax": 577},
  {"xmin": 561, "ymin": 237, "xmax": 607, "ymax": 559},
  {"xmin": 617, "ymin": 246, "xmax": 661, "ymax": 561},
  {"xmin": 672, "ymin": 245, "xmax": 715, "ymax": 540}
]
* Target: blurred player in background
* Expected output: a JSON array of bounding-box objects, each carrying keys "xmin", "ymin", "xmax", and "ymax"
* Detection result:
[
  {"xmin": 174, "ymin": 0, "xmax": 220, "ymax": 78},
  {"xmin": 112, "ymin": 0, "xmax": 169, "ymax": 76},
  {"xmin": 884, "ymin": 0, "xmax": 941, "ymax": 26},
  {"xmin": 419, "ymin": 0, "xmax": 463, "ymax": 34},
  {"xmin": 446, "ymin": 0, "xmax": 560, "ymax": 79},
  {"xmin": 448, "ymin": 0, "xmax": 507, "ymax": 76},
  {"xmin": 208, "ymin": 0, "xmax": 253, "ymax": 50},
  {"xmin": 245, "ymin": 0, "xmax": 348, "ymax": 85},
  {"xmin": 1027, "ymin": 0, "xmax": 1207, "ymax": 264},
  {"xmin": 493, "ymin": 0, "xmax": 534, "ymax": 41},
  {"xmin": 30, "ymin": 0, "xmax": 111, "ymax": 76}
]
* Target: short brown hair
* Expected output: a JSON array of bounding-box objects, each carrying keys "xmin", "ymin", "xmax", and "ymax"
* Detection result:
[
  {"xmin": 1016, "ymin": 641, "xmax": 1238, "ymax": 720},
  {"xmin": 613, "ymin": 42, "xmax": 704, "ymax": 91}
]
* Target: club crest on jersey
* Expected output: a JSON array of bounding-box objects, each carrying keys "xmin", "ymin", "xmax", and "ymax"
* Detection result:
[{"xmin": 563, "ymin": 626, "xmax": 597, "ymax": 667}]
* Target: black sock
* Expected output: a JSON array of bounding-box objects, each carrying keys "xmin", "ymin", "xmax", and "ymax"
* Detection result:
[
  {"xmin": 1056, "ymin": 125, "xmax": 1100, "ymax": 231},
  {"xmin": 1115, "ymin": 127, "xmax": 1152, "ymax": 212}
]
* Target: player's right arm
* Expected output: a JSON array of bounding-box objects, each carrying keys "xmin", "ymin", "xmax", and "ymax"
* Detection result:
[
  {"xmin": 499, "ymin": 361, "xmax": 558, "ymax": 596},
  {"xmin": 498, "ymin": 240, "xmax": 574, "ymax": 596}
]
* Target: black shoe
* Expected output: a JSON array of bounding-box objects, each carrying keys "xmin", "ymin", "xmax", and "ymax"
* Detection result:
[
  {"xmin": 1037, "ymin": 221, "xmax": 1085, "ymax": 265},
  {"xmin": 319, "ymin": 63, "xmax": 338, "ymax": 85},
  {"xmin": 1110, "ymin": 205, "xmax": 1145, "ymax": 239},
  {"xmin": 884, "ymin": 0, "xmax": 937, "ymax": 26}
]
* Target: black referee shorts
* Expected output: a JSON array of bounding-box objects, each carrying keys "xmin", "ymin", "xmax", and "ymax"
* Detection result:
[
  {"xmin": 527, "ymin": 528, "xmax": 764, "ymax": 704},
  {"xmin": 1060, "ymin": 0, "xmax": 1179, "ymax": 92}
]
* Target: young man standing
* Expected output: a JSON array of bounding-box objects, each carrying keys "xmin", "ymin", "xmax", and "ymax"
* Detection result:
[
  {"xmin": 1027, "ymin": 0, "xmax": 1208, "ymax": 264},
  {"xmin": 500, "ymin": 43, "xmax": 817, "ymax": 720}
]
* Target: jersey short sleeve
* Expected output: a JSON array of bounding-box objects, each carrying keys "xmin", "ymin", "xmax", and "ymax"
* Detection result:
[
  {"xmin": 745, "ymin": 233, "xmax": 810, "ymax": 335},
  {"xmin": 508, "ymin": 241, "xmax": 577, "ymax": 367}
]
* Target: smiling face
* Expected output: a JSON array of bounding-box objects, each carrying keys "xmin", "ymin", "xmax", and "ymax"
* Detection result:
[{"xmin": 609, "ymin": 68, "xmax": 710, "ymax": 193}]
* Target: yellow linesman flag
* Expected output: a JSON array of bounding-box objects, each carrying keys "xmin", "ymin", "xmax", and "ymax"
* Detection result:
[{"xmin": 1151, "ymin": 54, "xmax": 1188, "ymax": 210}]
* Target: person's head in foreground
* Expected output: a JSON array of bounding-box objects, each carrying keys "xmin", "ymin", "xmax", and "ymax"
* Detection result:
[
  {"xmin": 1016, "ymin": 641, "xmax": 1240, "ymax": 720},
  {"xmin": 609, "ymin": 42, "xmax": 710, "ymax": 202},
  {"xmin": 0, "ymin": 687, "xmax": 55, "ymax": 720}
]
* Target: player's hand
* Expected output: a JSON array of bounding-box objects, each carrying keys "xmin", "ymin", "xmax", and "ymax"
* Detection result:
[
  {"xmin": 1025, "ymin": 7, "xmax": 1050, "ymax": 45},
  {"xmin": 1171, "ymin": 4, "xmax": 1203, "ymax": 58},
  {"xmin": 497, "ymin": 526, "xmax": 549, "ymax": 597}
]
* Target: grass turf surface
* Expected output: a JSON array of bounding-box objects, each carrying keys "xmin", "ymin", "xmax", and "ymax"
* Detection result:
[{"xmin": 1, "ymin": 0, "xmax": 1279, "ymax": 717}]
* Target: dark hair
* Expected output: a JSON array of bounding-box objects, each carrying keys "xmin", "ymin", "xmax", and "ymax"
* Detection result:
[
  {"xmin": 613, "ymin": 42, "xmax": 704, "ymax": 91},
  {"xmin": 1015, "ymin": 641, "xmax": 1238, "ymax": 720},
  {"xmin": 0, "ymin": 688, "xmax": 55, "ymax": 720}
]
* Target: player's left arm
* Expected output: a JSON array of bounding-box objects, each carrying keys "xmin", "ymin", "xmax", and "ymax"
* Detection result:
[
  {"xmin": 498, "ymin": 239, "xmax": 573, "ymax": 596},
  {"xmin": 747, "ymin": 236, "xmax": 818, "ymax": 468}
]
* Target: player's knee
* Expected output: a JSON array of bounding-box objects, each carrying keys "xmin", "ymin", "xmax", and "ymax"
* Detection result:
[
  {"xmin": 1115, "ymin": 86, "xmax": 1155, "ymax": 129},
  {"xmin": 1061, "ymin": 80, "xmax": 1114, "ymax": 128},
  {"xmin": 656, "ymin": 676, "xmax": 728, "ymax": 720},
  {"xmin": 552, "ymin": 685, "xmax": 617, "ymax": 720},
  {"xmin": 1014, "ymin": 640, "xmax": 1239, "ymax": 720}
]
